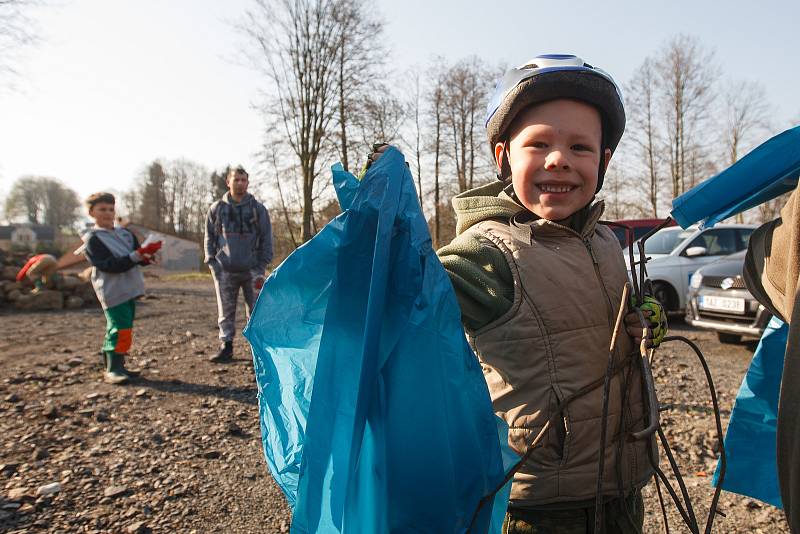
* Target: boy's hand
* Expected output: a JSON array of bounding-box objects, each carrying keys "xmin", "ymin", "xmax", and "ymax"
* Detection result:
[
  {"xmin": 624, "ymin": 296, "xmax": 668, "ymax": 348},
  {"xmin": 358, "ymin": 142, "xmax": 391, "ymax": 179},
  {"xmin": 253, "ymin": 275, "xmax": 266, "ymax": 291}
]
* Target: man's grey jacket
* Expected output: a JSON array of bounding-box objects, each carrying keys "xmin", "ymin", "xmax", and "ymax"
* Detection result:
[{"xmin": 204, "ymin": 192, "xmax": 273, "ymax": 275}]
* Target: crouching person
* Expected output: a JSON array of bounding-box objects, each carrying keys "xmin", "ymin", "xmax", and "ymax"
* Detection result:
[
  {"xmin": 16, "ymin": 254, "xmax": 59, "ymax": 293},
  {"xmin": 82, "ymin": 192, "xmax": 161, "ymax": 384}
]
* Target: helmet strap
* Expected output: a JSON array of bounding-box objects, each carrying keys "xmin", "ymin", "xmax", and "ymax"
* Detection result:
[{"xmin": 596, "ymin": 124, "xmax": 607, "ymax": 193}]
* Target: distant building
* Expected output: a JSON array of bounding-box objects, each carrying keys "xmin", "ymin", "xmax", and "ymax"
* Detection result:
[
  {"xmin": 0, "ymin": 224, "xmax": 56, "ymax": 251},
  {"xmin": 126, "ymin": 223, "xmax": 201, "ymax": 272}
]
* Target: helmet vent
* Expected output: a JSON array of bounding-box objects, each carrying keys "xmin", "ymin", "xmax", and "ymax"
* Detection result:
[{"xmin": 521, "ymin": 63, "xmax": 539, "ymax": 70}]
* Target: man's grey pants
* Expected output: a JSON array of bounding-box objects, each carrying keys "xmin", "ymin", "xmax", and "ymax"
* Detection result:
[{"xmin": 212, "ymin": 270, "xmax": 255, "ymax": 342}]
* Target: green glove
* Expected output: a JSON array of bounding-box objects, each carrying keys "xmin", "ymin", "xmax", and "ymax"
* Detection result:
[
  {"xmin": 636, "ymin": 295, "xmax": 668, "ymax": 347},
  {"xmin": 357, "ymin": 142, "xmax": 389, "ymax": 180}
]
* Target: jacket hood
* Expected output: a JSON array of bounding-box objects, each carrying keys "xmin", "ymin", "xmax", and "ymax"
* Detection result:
[
  {"xmin": 451, "ymin": 182, "xmax": 524, "ymax": 236},
  {"xmin": 81, "ymin": 226, "xmax": 114, "ymax": 244},
  {"xmin": 221, "ymin": 192, "xmax": 254, "ymax": 205}
]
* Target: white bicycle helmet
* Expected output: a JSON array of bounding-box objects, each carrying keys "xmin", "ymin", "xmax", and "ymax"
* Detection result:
[{"xmin": 486, "ymin": 54, "xmax": 625, "ymax": 189}]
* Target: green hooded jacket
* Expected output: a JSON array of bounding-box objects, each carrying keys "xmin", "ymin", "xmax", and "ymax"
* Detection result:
[
  {"xmin": 437, "ymin": 181, "xmax": 522, "ymax": 331},
  {"xmin": 437, "ymin": 180, "xmax": 596, "ymax": 331}
]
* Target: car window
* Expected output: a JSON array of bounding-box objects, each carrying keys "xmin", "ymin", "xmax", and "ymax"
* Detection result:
[
  {"xmin": 612, "ymin": 227, "xmax": 627, "ymax": 247},
  {"xmin": 643, "ymin": 228, "xmax": 693, "ymax": 255},
  {"xmin": 736, "ymin": 228, "xmax": 754, "ymax": 251},
  {"xmin": 686, "ymin": 229, "xmax": 738, "ymax": 256},
  {"xmin": 633, "ymin": 226, "xmax": 657, "ymax": 241}
]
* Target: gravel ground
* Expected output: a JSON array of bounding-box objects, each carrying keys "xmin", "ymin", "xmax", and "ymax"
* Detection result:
[{"xmin": 0, "ymin": 279, "xmax": 789, "ymax": 533}]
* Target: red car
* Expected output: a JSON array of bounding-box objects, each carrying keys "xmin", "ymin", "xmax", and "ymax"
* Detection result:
[{"xmin": 610, "ymin": 218, "xmax": 677, "ymax": 248}]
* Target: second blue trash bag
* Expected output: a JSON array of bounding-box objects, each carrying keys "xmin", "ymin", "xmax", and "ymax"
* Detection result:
[
  {"xmin": 712, "ymin": 317, "xmax": 788, "ymax": 508},
  {"xmin": 244, "ymin": 148, "xmax": 514, "ymax": 533}
]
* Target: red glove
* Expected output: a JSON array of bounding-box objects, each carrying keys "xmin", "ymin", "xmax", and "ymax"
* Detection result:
[
  {"xmin": 254, "ymin": 276, "xmax": 265, "ymax": 290},
  {"xmin": 137, "ymin": 241, "xmax": 162, "ymax": 256}
]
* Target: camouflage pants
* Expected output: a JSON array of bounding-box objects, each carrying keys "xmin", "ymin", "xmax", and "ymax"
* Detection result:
[
  {"xmin": 503, "ymin": 492, "xmax": 644, "ymax": 534},
  {"xmin": 212, "ymin": 270, "xmax": 256, "ymax": 342}
]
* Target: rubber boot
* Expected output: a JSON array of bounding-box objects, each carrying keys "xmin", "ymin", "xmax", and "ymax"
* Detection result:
[
  {"xmin": 103, "ymin": 352, "xmax": 130, "ymax": 385},
  {"xmin": 118, "ymin": 353, "xmax": 140, "ymax": 378},
  {"xmin": 210, "ymin": 341, "xmax": 233, "ymax": 363}
]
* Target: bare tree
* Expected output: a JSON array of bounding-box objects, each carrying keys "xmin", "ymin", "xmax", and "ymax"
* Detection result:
[
  {"xmin": 243, "ymin": 0, "xmax": 343, "ymax": 242},
  {"xmin": 442, "ymin": 57, "xmax": 494, "ymax": 193},
  {"xmin": 331, "ymin": 0, "xmax": 385, "ymax": 173},
  {"xmin": 398, "ymin": 67, "xmax": 425, "ymax": 210},
  {"xmin": 722, "ymin": 80, "xmax": 771, "ymax": 165},
  {"xmin": 427, "ymin": 62, "xmax": 446, "ymax": 248},
  {"xmin": 267, "ymin": 144, "xmax": 299, "ymax": 249},
  {"xmin": 625, "ymin": 60, "xmax": 663, "ymax": 217},
  {"xmin": 654, "ymin": 34, "xmax": 719, "ymax": 197},
  {"xmin": 354, "ymin": 88, "xmax": 405, "ymax": 149},
  {"xmin": 0, "ymin": 0, "xmax": 40, "ymax": 82},
  {"xmin": 163, "ymin": 158, "xmax": 211, "ymax": 237}
]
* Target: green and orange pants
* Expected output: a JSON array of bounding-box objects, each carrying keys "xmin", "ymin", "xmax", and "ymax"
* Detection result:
[{"xmin": 102, "ymin": 300, "xmax": 136, "ymax": 354}]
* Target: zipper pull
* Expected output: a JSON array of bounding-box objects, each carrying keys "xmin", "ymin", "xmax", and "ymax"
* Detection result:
[{"xmin": 584, "ymin": 238, "xmax": 598, "ymax": 264}]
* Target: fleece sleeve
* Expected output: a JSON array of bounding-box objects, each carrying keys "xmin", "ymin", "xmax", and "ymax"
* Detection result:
[
  {"xmin": 204, "ymin": 204, "xmax": 218, "ymax": 265},
  {"xmin": 437, "ymin": 230, "xmax": 515, "ymax": 332},
  {"xmin": 85, "ymin": 235, "xmax": 140, "ymax": 274}
]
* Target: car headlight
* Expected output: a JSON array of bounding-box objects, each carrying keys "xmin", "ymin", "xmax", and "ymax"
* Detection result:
[{"xmin": 690, "ymin": 272, "xmax": 703, "ymax": 289}]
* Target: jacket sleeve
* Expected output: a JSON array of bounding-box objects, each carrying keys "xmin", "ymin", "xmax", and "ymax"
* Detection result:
[
  {"xmin": 744, "ymin": 185, "xmax": 800, "ymax": 324},
  {"xmin": 256, "ymin": 203, "xmax": 274, "ymax": 271},
  {"xmin": 84, "ymin": 235, "xmax": 140, "ymax": 274},
  {"xmin": 204, "ymin": 204, "xmax": 218, "ymax": 264},
  {"xmin": 437, "ymin": 230, "xmax": 514, "ymax": 332}
]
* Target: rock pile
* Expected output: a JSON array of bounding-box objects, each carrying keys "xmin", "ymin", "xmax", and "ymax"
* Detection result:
[{"xmin": 0, "ymin": 253, "xmax": 98, "ymax": 311}]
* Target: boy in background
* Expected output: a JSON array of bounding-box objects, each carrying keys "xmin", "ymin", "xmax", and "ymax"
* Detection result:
[{"xmin": 82, "ymin": 192, "xmax": 161, "ymax": 384}]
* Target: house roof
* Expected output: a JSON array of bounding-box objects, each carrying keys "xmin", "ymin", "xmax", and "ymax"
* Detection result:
[{"xmin": 0, "ymin": 224, "xmax": 56, "ymax": 240}]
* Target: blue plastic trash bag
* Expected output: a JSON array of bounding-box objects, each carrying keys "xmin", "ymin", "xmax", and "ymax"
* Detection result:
[
  {"xmin": 712, "ymin": 317, "xmax": 788, "ymax": 508},
  {"xmin": 671, "ymin": 125, "xmax": 800, "ymax": 229},
  {"xmin": 244, "ymin": 147, "xmax": 515, "ymax": 533}
]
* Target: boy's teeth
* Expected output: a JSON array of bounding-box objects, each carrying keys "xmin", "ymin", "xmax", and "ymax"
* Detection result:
[{"xmin": 540, "ymin": 184, "xmax": 573, "ymax": 193}]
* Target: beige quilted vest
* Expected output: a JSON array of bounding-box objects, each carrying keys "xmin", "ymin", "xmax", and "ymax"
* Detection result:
[{"xmin": 467, "ymin": 208, "xmax": 654, "ymax": 507}]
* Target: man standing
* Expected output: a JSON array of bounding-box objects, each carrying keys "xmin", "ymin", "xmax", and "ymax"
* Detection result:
[{"xmin": 204, "ymin": 165, "xmax": 273, "ymax": 362}]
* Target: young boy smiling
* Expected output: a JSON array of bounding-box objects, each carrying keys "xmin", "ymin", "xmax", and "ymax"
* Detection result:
[{"xmin": 368, "ymin": 55, "xmax": 665, "ymax": 533}]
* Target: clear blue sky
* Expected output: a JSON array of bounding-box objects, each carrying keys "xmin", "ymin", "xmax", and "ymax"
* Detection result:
[{"xmin": 1, "ymin": 0, "xmax": 797, "ymax": 203}]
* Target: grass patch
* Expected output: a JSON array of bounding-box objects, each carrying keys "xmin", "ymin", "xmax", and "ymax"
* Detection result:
[{"xmin": 162, "ymin": 271, "xmax": 213, "ymax": 282}]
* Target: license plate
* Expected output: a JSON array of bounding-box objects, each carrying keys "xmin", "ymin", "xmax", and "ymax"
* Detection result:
[{"xmin": 698, "ymin": 295, "xmax": 745, "ymax": 313}]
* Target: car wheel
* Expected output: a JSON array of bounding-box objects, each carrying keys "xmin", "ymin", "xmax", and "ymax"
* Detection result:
[
  {"xmin": 651, "ymin": 282, "xmax": 676, "ymax": 312},
  {"xmin": 717, "ymin": 332, "xmax": 742, "ymax": 344}
]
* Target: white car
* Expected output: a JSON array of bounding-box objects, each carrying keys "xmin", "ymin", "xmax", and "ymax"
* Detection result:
[{"xmin": 626, "ymin": 224, "xmax": 757, "ymax": 313}]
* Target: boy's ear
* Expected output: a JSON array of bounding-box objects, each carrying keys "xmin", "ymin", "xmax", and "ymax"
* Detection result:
[
  {"xmin": 603, "ymin": 148, "xmax": 612, "ymax": 172},
  {"xmin": 494, "ymin": 142, "xmax": 506, "ymax": 171}
]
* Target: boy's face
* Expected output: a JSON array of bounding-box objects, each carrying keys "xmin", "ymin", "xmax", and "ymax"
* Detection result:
[
  {"xmin": 89, "ymin": 202, "xmax": 115, "ymax": 229},
  {"xmin": 497, "ymin": 99, "xmax": 610, "ymax": 221}
]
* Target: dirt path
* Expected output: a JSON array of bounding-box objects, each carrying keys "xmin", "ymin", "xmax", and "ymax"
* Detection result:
[{"xmin": 0, "ymin": 280, "xmax": 789, "ymax": 533}]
